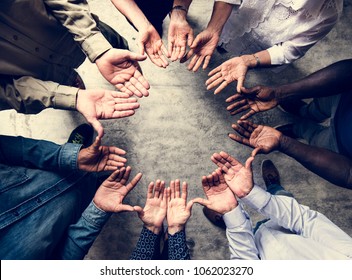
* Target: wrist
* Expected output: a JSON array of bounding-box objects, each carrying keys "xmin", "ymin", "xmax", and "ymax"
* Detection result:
[
  {"xmin": 240, "ymin": 54, "xmax": 259, "ymax": 68},
  {"xmin": 167, "ymin": 224, "xmax": 184, "ymax": 235},
  {"xmin": 144, "ymin": 224, "xmax": 163, "ymax": 235},
  {"xmin": 278, "ymin": 133, "xmax": 289, "ymax": 152},
  {"xmin": 169, "ymin": 5, "xmax": 188, "ymax": 19}
]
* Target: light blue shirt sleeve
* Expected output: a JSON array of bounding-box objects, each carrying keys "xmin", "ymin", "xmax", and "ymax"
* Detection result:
[
  {"xmin": 242, "ymin": 185, "xmax": 352, "ymax": 258},
  {"xmin": 59, "ymin": 201, "xmax": 111, "ymax": 260},
  {"xmin": 223, "ymin": 204, "xmax": 260, "ymax": 260}
]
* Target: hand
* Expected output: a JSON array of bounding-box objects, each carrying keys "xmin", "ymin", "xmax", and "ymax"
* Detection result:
[
  {"xmin": 206, "ymin": 56, "xmax": 249, "ymax": 94},
  {"xmin": 166, "ymin": 180, "xmax": 194, "ymax": 234},
  {"xmin": 226, "ymin": 86, "xmax": 278, "ymax": 119},
  {"xmin": 134, "ymin": 180, "xmax": 167, "ymax": 234},
  {"xmin": 168, "ymin": 11, "xmax": 194, "ymax": 61},
  {"xmin": 193, "ymin": 168, "xmax": 238, "ymax": 214},
  {"xmin": 95, "ymin": 48, "xmax": 150, "ymax": 97},
  {"xmin": 93, "ymin": 166, "xmax": 142, "ymax": 212},
  {"xmin": 139, "ymin": 24, "xmax": 169, "ymax": 68},
  {"xmin": 180, "ymin": 29, "xmax": 219, "ymax": 72},
  {"xmin": 229, "ymin": 120, "xmax": 282, "ymax": 156},
  {"xmin": 78, "ymin": 136, "xmax": 127, "ymax": 172},
  {"xmin": 76, "ymin": 89, "xmax": 140, "ymax": 138},
  {"xmin": 211, "ymin": 152, "xmax": 254, "ymax": 198}
]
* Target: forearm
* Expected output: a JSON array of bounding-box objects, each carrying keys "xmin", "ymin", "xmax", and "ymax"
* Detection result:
[
  {"xmin": 44, "ymin": 0, "xmax": 112, "ymax": 61},
  {"xmin": 169, "ymin": 0, "xmax": 192, "ymax": 21},
  {"xmin": 240, "ymin": 50, "xmax": 271, "ymax": 69},
  {"xmin": 275, "ymin": 59, "xmax": 352, "ymax": 102},
  {"xmin": 130, "ymin": 226, "xmax": 161, "ymax": 260},
  {"xmin": 168, "ymin": 229, "xmax": 190, "ymax": 260},
  {"xmin": 60, "ymin": 201, "xmax": 111, "ymax": 259},
  {"xmin": 0, "ymin": 76, "xmax": 77, "ymax": 114},
  {"xmin": 279, "ymin": 135, "xmax": 352, "ymax": 188},
  {"xmin": 0, "ymin": 135, "xmax": 82, "ymax": 171},
  {"xmin": 111, "ymin": 0, "xmax": 150, "ymax": 32},
  {"xmin": 206, "ymin": 1, "xmax": 234, "ymax": 35}
]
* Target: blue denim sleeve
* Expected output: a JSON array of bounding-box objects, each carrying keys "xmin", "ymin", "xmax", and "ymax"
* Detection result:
[
  {"xmin": 130, "ymin": 227, "xmax": 161, "ymax": 260},
  {"xmin": 0, "ymin": 135, "xmax": 81, "ymax": 171},
  {"xmin": 60, "ymin": 201, "xmax": 111, "ymax": 260},
  {"xmin": 168, "ymin": 229, "xmax": 190, "ymax": 260}
]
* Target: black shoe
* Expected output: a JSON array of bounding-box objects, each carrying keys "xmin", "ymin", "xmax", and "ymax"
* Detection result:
[
  {"xmin": 67, "ymin": 124, "xmax": 94, "ymax": 147},
  {"xmin": 261, "ymin": 160, "xmax": 281, "ymax": 188},
  {"xmin": 202, "ymin": 207, "xmax": 226, "ymax": 230},
  {"xmin": 278, "ymin": 99, "xmax": 306, "ymax": 116},
  {"xmin": 275, "ymin": 123, "xmax": 298, "ymax": 139}
]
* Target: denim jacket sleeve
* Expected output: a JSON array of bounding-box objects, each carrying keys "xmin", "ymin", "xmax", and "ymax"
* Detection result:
[
  {"xmin": 59, "ymin": 201, "xmax": 111, "ymax": 259},
  {"xmin": 0, "ymin": 135, "xmax": 82, "ymax": 171}
]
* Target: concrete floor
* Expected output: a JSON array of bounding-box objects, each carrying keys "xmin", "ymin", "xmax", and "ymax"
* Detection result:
[{"xmin": 1, "ymin": 0, "xmax": 352, "ymax": 260}]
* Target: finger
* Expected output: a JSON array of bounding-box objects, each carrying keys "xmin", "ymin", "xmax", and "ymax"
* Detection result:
[
  {"xmin": 125, "ymin": 172, "xmax": 143, "ymax": 193},
  {"xmin": 231, "ymin": 123, "xmax": 251, "ymax": 138},
  {"xmin": 154, "ymin": 179, "xmax": 161, "ymax": 198},
  {"xmin": 245, "ymin": 156, "xmax": 255, "ymax": 169},
  {"xmin": 211, "ymin": 153, "xmax": 226, "ymax": 168},
  {"xmin": 225, "ymin": 93, "xmax": 242, "ymax": 103},
  {"xmin": 203, "ymin": 55, "xmax": 211, "ymax": 70},
  {"xmin": 166, "ymin": 187, "xmax": 171, "ymax": 203},
  {"xmin": 226, "ymin": 99, "xmax": 248, "ymax": 112},
  {"xmin": 181, "ymin": 181, "xmax": 188, "ymax": 201},
  {"xmin": 175, "ymin": 179, "xmax": 181, "ymax": 198},
  {"xmin": 251, "ymin": 147, "xmax": 262, "ymax": 157},
  {"xmin": 111, "ymin": 91, "xmax": 131, "ymax": 98},
  {"xmin": 128, "ymin": 76, "xmax": 148, "ymax": 97},
  {"xmin": 119, "ymin": 204, "xmax": 136, "ymax": 212},
  {"xmin": 114, "ymin": 102, "xmax": 140, "ymax": 111},
  {"xmin": 230, "ymin": 104, "xmax": 251, "ymax": 116},
  {"xmin": 106, "ymin": 169, "xmax": 120, "ymax": 182},
  {"xmin": 147, "ymin": 182, "xmax": 154, "ymax": 199},
  {"xmin": 112, "ymin": 110, "xmax": 136, "ymax": 119},
  {"xmin": 160, "ymin": 181, "xmax": 165, "ymax": 200},
  {"xmin": 90, "ymin": 119, "xmax": 104, "ymax": 139},
  {"xmin": 212, "ymin": 171, "xmax": 220, "ymax": 186},
  {"xmin": 236, "ymin": 75, "xmax": 246, "ymax": 93},
  {"xmin": 201, "ymin": 176, "xmax": 209, "ymax": 190},
  {"xmin": 178, "ymin": 45, "xmax": 187, "ymax": 60},
  {"xmin": 219, "ymin": 151, "xmax": 242, "ymax": 168},
  {"xmin": 126, "ymin": 51, "xmax": 148, "ymax": 62},
  {"xmin": 215, "ymin": 168, "xmax": 226, "ymax": 184},
  {"xmin": 181, "ymin": 48, "xmax": 194, "ymax": 63},
  {"xmin": 133, "ymin": 205, "xmax": 144, "ymax": 213},
  {"xmin": 168, "ymin": 37, "xmax": 175, "ymax": 58},
  {"xmin": 192, "ymin": 56, "xmax": 205, "ymax": 72},
  {"xmin": 109, "ymin": 146, "xmax": 126, "ymax": 155},
  {"xmin": 188, "ymin": 54, "xmax": 199, "ymax": 71},
  {"xmin": 187, "ymin": 31, "xmax": 194, "ymax": 47},
  {"xmin": 191, "ymin": 197, "xmax": 211, "ymax": 207},
  {"xmin": 115, "ymin": 84, "xmax": 133, "ymax": 97},
  {"xmin": 170, "ymin": 180, "xmax": 176, "ymax": 199},
  {"xmin": 117, "ymin": 166, "xmax": 128, "ymax": 183},
  {"xmin": 238, "ymin": 120, "xmax": 258, "ymax": 132},
  {"xmin": 228, "ymin": 133, "xmax": 251, "ymax": 147},
  {"xmin": 91, "ymin": 136, "xmax": 101, "ymax": 151},
  {"xmin": 239, "ymin": 110, "xmax": 257, "ymax": 120},
  {"xmin": 206, "ymin": 174, "xmax": 214, "ymax": 187},
  {"xmin": 186, "ymin": 200, "xmax": 194, "ymax": 212},
  {"xmin": 138, "ymin": 43, "xmax": 145, "ymax": 56},
  {"xmin": 206, "ymin": 73, "xmax": 222, "ymax": 88},
  {"xmin": 133, "ymin": 70, "xmax": 150, "ymax": 96},
  {"xmin": 214, "ymin": 81, "xmax": 229, "ymax": 95}
]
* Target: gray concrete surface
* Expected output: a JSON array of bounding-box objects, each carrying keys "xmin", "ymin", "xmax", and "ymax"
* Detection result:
[{"xmin": 1, "ymin": 0, "xmax": 351, "ymax": 260}]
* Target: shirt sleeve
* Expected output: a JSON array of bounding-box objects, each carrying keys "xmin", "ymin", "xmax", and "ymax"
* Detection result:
[
  {"xmin": 268, "ymin": 5, "xmax": 341, "ymax": 65},
  {"xmin": 242, "ymin": 185, "xmax": 352, "ymax": 258},
  {"xmin": 223, "ymin": 204, "xmax": 260, "ymax": 260},
  {"xmin": 129, "ymin": 227, "xmax": 161, "ymax": 260},
  {"xmin": 59, "ymin": 201, "xmax": 112, "ymax": 260},
  {"xmin": 0, "ymin": 135, "xmax": 82, "ymax": 171},
  {"xmin": 168, "ymin": 229, "xmax": 190, "ymax": 260},
  {"xmin": 215, "ymin": 0, "xmax": 242, "ymax": 5},
  {"xmin": 43, "ymin": 0, "xmax": 112, "ymax": 62}
]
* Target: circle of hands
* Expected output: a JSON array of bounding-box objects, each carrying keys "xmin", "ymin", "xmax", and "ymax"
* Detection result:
[{"xmin": 77, "ymin": 13, "xmax": 290, "ymax": 227}]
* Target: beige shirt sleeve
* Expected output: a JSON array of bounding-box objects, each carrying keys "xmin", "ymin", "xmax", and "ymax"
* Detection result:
[
  {"xmin": 0, "ymin": 76, "xmax": 78, "ymax": 114},
  {"xmin": 43, "ymin": 0, "xmax": 112, "ymax": 62}
]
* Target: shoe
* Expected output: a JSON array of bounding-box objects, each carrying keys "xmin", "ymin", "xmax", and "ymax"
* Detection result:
[
  {"xmin": 72, "ymin": 72, "xmax": 86, "ymax": 89},
  {"xmin": 67, "ymin": 124, "xmax": 94, "ymax": 147},
  {"xmin": 278, "ymin": 99, "xmax": 306, "ymax": 116},
  {"xmin": 202, "ymin": 207, "xmax": 226, "ymax": 230},
  {"xmin": 261, "ymin": 160, "xmax": 281, "ymax": 188},
  {"xmin": 275, "ymin": 123, "xmax": 297, "ymax": 139}
]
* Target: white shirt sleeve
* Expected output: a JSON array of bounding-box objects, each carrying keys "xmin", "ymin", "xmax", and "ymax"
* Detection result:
[
  {"xmin": 214, "ymin": 0, "xmax": 242, "ymax": 5},
  {"xmin": 241, "ymin": 185, "xmax": 352, "ymax": 258},
  {"xmin": 223, "ymin": 204, "xmax": 260, "ymax": 260}
]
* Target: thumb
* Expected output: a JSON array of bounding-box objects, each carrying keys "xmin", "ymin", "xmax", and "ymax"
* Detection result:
[
  {"xmin": 192, "ymin": 197, "xmax": 211, "ymax": 207},
  {"xmin": 189, "ymin": 35, "xmax": 200, "ymax": 49},
  {"xmin": 91, "ymin": 136, "xmax": 101, "ymax": 151},
  {"xmin": 237, "ymin": 75, "xmax": 246, "ymax": 93},
  {"xmin": 187, "ymin": 31, "xmax": 194, "ymax": 47},
  {"xmin": 133, "ymin": 206, "xmax": 144, "ymax": 214},
  {"xmin": 126, "ymin": 50, "xmax": 147, "ymax": 62},
  {"xmin": 138, "ymin": 42, "xmax": 145, "ymax": 56},
  {"xmin": 245, "ymin": 156, "xmax": 255, "ymax": 169},
  {"xmin": 90, "ymin": 119, "xmax": 104, "ymax": 139},
  {"xmin": 251, "ymin": 147, "xmax": 262, "ymax": 157}
]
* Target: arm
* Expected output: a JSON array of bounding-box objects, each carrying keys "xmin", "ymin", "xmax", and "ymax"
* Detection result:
[
  {"xmin": 279, "ymin": 135, "xmax": 352, "ymax": 189},
  {"xmin": 242, "ymin": 185, "xmax": 352, "ymax": 258},
  {"xmin": 223, "ymin": 204, "xmax": 260, "ymax": 260},
  {"xmin": 0, "ymin": 75, "xmax": 140, "ymax": 138},
  {"xmin": 60, "ymin": 167, "xmax": 143, "ymax": 259},
  {"xmin": 230, "ymin": 120, "xmax": 352, "ymax": 188},
  {"xmin": 110, "ymin": 0, "xmax": 169, "ymax": 68},
  {"xmin": 44, "ymin": 0, "xmax": 112, "ymax": 62}
]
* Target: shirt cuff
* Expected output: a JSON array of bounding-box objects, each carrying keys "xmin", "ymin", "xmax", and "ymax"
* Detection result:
[
  {"xmin": 241, "ymin": 185, "xmax": 271, "ymax": 211},
  {"xmin": 267, "ymin": 45, "xmax": 286, "ymax": 65},
  {"xmin": 223, "ymin": 204, "xmax": 247, "ymax": 229},
  {"xmin": 53, "ymin": 85, "xmax": 78, "ymax": 110},
  {"xmin": 81, "ymin": 32, "xmax": 113, "ymax": 62},
  {"xmin": 59, "ymin": 143, "xmax": 83, "ymax": 170},
  {"xmin": 215, "ymin": 0, "xmax": 242, "ymax": 5},
  {"xmin": 81, "ymin": 201, "xmax": 112, "ymax": 228}
]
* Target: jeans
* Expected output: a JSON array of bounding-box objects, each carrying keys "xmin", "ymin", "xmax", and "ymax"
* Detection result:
[{"xmin": 0, "ymin": 136, "xmax": 97, "ymax": 259}]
